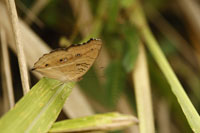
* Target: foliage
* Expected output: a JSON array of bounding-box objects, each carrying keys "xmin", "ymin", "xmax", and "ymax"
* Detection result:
[{"xmin": 1, "ymin": 0, "xmax": 200, "ymax": 132}]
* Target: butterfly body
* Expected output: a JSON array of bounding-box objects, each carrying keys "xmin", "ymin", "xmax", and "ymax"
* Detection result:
[{"xmin": 32, "ymin": 38, "xmax": 102, "ymax": 82}]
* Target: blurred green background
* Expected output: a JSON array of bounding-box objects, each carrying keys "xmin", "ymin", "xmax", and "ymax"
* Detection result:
[{"xmin": 1, "ymin": 0, "xmax": 200, "ymax": 132}]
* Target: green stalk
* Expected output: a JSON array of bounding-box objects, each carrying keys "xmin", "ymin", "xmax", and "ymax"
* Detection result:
[{"xmin": 131, "ymin": 1, "xmax": 200, "ymax": 132}]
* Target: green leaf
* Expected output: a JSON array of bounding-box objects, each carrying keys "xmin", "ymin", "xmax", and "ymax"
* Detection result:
[
  {"xmin": 105, "ymin": 61, "xmax": 126, "ymax": 108},
  {"xmin": 106, "ymin": 0, "xmax": 120, "ymax": 32},
  {"xmin": 122, "ymin": 25, "xmax": 139, "ymax": 72},
  {"xmin": 120, "ymin": 0, "xmax": 135, "ymax": 8},
  {"xmin": 49, "ymin": 112, "xmax": 138, "ymax": 132},
  {"xmin": 0, "ymin": 78, "xmax": 75, "ymax": 133}
]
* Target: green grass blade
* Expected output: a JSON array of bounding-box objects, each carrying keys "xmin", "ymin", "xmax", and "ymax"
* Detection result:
[
  {"xmin": 0, "ymin": 78, "xmax": 75, "ymax": 133},
  {"xmin": 131, "ymin": 1, "xmax": 200, "ymax": 132},
  {"xmin": 49, "ymin": 112, "xmax": 138, "ymax": 132}
]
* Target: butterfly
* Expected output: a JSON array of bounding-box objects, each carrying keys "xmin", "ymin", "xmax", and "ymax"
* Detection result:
[{"xmin": 32, "ymin": 38, "xmax": 102, "ymax": 82}]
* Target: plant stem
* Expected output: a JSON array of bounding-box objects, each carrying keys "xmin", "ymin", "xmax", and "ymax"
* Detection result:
[
  {"xmin": 133, "ymin": 43, "xmax": 155, "ymax": 133},
  {"xmin": 6, "ymin": 0, "xmax": 30, "ymax": 94},
  {"xmin": 0, "ymin": 29, "xmax": 15, "ymax": 109}
]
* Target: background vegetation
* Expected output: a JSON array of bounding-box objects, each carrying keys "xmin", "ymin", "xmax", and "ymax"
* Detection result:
[{"xmin": 1, "ymin": 0, "xmax": 200, "ymax": 132}]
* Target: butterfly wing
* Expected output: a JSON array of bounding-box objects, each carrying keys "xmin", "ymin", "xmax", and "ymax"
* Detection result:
[
  {"xmin": 32, "ymin": 39, "xmax": 102, "ymax": 82},
  {"xmin": 66, "ymin": 39, "xmax": 102, "ymax": 81}
]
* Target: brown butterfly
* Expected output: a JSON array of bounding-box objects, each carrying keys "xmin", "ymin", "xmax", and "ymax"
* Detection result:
[{"xmin": 32, "ymin": 38, "xmax": 102, "ymax": 82}]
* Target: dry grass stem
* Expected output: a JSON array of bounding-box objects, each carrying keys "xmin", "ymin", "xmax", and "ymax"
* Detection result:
[
  {"xmin": 24, "ymin": 0, "xmax": 49, "ymax": 25},
  {"xmin": 133, "ymin": 43, "xmax": 155, "ymax": 133},
  {"xmin": 1, "ymin": 63, "xmax": 9, "ymax": 113},
  {"xmin": 0, "ymin": 29, "xmax": 15, "ymax": 109},
  {"xmin": 17, "ymin": 0, "xmax": 44, "ymax": 27},
  {"xmin": 117, "ymin": 95, "xmax": 139, "ymax": 133},
  {"xmin": 5, "ymin": 0, "xmax": 30, "ymax": 94}
]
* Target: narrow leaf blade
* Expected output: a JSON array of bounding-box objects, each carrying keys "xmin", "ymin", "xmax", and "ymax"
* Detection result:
[
  {"xmin": 0, "ymin": 78, "xmax": 75, "ymax": 133},
  {"xmin": 49, "ymin": 112, "xmax": 138, "ymax": 133}
]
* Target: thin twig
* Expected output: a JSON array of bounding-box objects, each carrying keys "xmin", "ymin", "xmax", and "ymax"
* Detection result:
[
  {"xmin": 5, "ymin": 0, "xmax": 30, "ymax": 94},
  {"xmin": 0, "ymin": 28, "xmax": 15, "ymax": 109}
]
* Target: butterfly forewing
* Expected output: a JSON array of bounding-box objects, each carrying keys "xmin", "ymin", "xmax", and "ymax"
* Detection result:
[{"xmin": 32, "ymin": 38, "xmax": 102, "ymax": 82}]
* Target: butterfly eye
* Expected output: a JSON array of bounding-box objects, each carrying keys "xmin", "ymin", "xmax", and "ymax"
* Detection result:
[
  {"xmin": 91, "ymin": 48, "xmax": 94, "ymax": 51},
  {"xmin": 76, "ymin": 53, "xmax": 81, "ymax": 57},
  {"xmin": 45, "ymin": 64, "xmax": 49, "ymax": 67}
]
